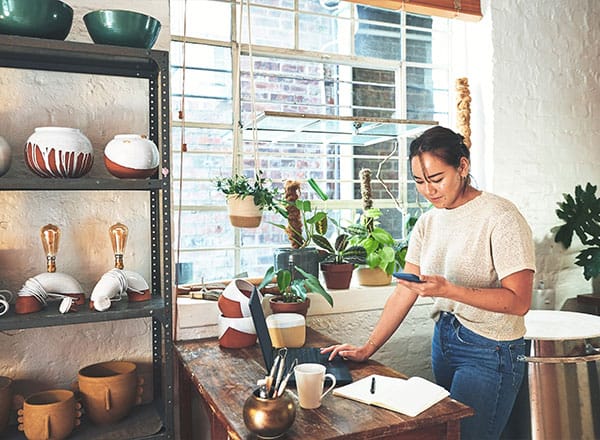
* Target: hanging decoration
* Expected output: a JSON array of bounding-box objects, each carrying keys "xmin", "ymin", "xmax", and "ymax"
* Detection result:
[{"xmin": 455, "ymin": 77, "xmax": 472, "ymax": 148}]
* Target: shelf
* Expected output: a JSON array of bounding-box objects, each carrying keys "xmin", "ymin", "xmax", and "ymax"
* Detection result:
[
  {"xmin": 0, "ymin": 35, "xmax": 167, "ymax": 78},
  {"xmin": 0, "ymin": 177, "xmax": 167, "ymax": 191},
  {"xmin": 0, "ymin": 297, "xmax": 167, "ymax": 331},
  {"xmin": 242, "ymin": 110, "xmax": 437, "ymax": 146},
  {"xmin": 3, "ymin": 402, "xmax": 165, "ymax": 440}
]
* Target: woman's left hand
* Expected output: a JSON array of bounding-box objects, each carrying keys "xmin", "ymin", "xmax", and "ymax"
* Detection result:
[{"xmin": 397, "ymin": 274, "xmax": 451, "ymax": 298}]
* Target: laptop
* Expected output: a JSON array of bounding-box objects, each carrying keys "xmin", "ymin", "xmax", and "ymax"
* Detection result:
[{"xmin": 249, "ymin": 287, "xmax": 353, "ymax": 386}]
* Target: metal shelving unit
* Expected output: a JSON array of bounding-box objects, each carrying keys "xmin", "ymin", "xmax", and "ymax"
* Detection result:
[{"xmin": 0, "ymin": 35, "xmax": 173, "ymax": 439}]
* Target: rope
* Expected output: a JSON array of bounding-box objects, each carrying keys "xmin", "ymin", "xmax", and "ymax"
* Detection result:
[{"xmin": 456, "ymin": 77, "xmax": 472, "ymax": 148}]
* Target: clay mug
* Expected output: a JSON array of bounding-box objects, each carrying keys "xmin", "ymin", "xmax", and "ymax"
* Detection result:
[
  {"xmin": 0, "ymin": 376, "xmax": 12, "ymax": 434},
  {"xmin": 17, "ymin": 389, "xmax": 81, "ymax": 440},
  {"xmin": 76, "ymin": 361, "xmax": 143, "ymax": 425}
]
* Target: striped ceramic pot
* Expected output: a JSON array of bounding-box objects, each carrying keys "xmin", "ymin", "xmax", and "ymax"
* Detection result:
[{"xmin": 24, "ymin": 127, "xmax": 94, "ymax": 178}]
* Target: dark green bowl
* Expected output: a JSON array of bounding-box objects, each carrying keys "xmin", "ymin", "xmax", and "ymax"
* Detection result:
[
  {"xmin": 84, "ymin": 9, "xmax": 161, "ymax": 49},
  {"xmin": 0, "ymin": 0, "xmax": 73, "ymax": 40}
]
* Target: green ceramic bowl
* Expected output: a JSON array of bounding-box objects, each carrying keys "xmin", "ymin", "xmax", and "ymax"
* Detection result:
[
  {"xmin": 84, "ymin": 9, "xmax": 161, "ymax": 49},
  {"xmin": 0, "ymin": 0, "xmax": 73, "ymax": 40}
]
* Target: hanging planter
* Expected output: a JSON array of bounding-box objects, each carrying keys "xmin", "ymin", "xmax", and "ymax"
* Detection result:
[
  {"xmin": 215, "ymin": 171, "xmax": 281, "ymax": 229},
  {"xmin": 227, "ymin": 194, "xmax": 263, "ymax": 228}
]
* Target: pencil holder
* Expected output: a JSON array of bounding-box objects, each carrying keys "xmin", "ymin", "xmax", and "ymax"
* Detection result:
[{"xmin": 243, "ymin": 388, "xmax": 296, "ymax": 439}]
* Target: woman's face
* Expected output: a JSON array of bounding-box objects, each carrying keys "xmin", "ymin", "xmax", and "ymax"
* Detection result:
[{"xmin": 411, "ymin": 152, "xmax": 468, "ymax": 209}]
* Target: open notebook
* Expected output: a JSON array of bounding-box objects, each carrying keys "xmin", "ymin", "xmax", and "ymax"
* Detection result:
[{"xmin": 332, "ymin": 374, "xmax": 449, "ymax": 417}]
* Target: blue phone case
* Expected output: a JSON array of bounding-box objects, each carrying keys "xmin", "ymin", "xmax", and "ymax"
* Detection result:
[{"xmin": 392, "ymin": 272, "xmax": 423, "ymax": 283}]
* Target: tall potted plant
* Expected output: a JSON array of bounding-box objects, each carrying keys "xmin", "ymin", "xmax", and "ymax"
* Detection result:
[
  {"xmin": 270, "ymin": 178, "xmax": 329, "ymax": 278},
  {"xmin": 553, "ymin": 182, "xmax": 600, "ymax": 281},
  {"xmin": 258, "ymin": 265, "xmax": 333, "ymax": 316},
  {"xmin": 215, "ymin": 170, "xmax": 280, "ymax": 228}
]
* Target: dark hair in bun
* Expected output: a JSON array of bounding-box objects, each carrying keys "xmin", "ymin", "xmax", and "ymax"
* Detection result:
[{"xmin": 409, "ymin": 126, "xmax": 470, "ymax": 167}]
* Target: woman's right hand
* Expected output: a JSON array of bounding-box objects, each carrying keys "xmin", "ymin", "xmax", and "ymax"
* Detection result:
[{"xmin": 320, "ymin": 343, "xmax": 372, "ymax": 362}]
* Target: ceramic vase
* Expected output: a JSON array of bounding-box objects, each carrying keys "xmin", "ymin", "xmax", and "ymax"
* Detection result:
[
  {"xmin": 243, "ymin": 388, "xmax": 296, "ymax": 439},
  {"xmin": 17, "ymin": 389, "xmax": 80, "ymax": 440},
  {"xmin": 226, "ymin": 195, "xmax": 262, "ymax": 228},
  {"xmin": 104, "ymin": 134, "xmax": 159, "ymax": 179},
  {"xmin": 76, "ymin": 361, "xmax": 142, "ymax": 425},
  {"xmin": 217, "ymin": 315, "xmax": 257, "ymax": 348},
  {"xmin": 24, "ymin": 127, "xmax": 94, "ymax": 178},
  {"xmin": 0, "ymin": 376, "xmax": 12, "ymax": 435},
  {"xmin": 0, "ymin": 136, "xmax": 12, "ymax": 177},
  {"xmin": 321, "ymin": 262, "xmax": 354, "ymax": 289},
  {"xmin": 217, "ymin": 279, "xmax": 254, "ymax": 318}
]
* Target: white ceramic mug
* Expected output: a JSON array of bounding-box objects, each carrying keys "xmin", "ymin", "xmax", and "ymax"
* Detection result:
[{"xmin": 294, "ymin": 363, "xmax": 336, "ymax": 409}]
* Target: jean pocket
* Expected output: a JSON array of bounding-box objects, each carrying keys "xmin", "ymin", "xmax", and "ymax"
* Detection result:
[
  {"xmin": 454, "ymin": 321, "xmax": 498, "ymax": 350},
  {"xmin": 507, "ymin": 341, "xmax": 527, "ymax": 386}
]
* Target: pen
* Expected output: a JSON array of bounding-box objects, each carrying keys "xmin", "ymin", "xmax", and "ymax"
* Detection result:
[{"xmin": 370, "ymin": 376, "xmax": 376, "ymax": 394}]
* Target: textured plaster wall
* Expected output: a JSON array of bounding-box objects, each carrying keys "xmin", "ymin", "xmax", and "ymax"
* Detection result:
[{"xmin": 0, "ymin": 0, "xmax": 170, "ymax": 400}]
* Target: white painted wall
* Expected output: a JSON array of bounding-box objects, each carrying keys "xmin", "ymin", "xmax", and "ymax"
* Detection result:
[{"xmin": 1, "ymin": 0, "xmax": 600, "ymax": 436}]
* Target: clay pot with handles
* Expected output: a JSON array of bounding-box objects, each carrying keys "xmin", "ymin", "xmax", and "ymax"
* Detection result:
[
  {"xmin": 75, "ymin": 361, "xmax": 143, "ymax": 425},
  {"xmin": 16, "ymin": 389, "xmax": 81, "ymax": 440}
]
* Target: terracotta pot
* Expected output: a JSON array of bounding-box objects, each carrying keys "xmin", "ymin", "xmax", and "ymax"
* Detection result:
[
  {"xmin": 0, "ymin": 376, "xmax": 12, "ymax": 434},
  {"xmin": 0, "ymin": 136, "xmax": 12, "ymax": 177},
  {"xmin": 15, "ymin": 295, "xmax": 44, "ymax": 314},
  {"xmin": 217, "ymin": 279, "xmax": 254, "ymax": 318},
  {"xmin": 226, "ymin": 195, "xmax": 262, "ymax": 228},
  {"xmin": 321, "ymin": 263, "xmax": 354, "ymax": 290},
  {"xmin": 243, "ymin": 388, "xmax": 296, "ymax": 439},
  {"xmin": 217, "ymin": 315, "xmax": 257, "ymax": 348},
  {"xmin": 24, "ymin": 127, "xmax": 93, "ymax": 178},
  {"xmin": 356, "ymin": 267, "xmax": 392, "ymax": 286},
  {"xmin": 77, "ymin": 361, "xmax": 142, "ymax": 425},
  {"xmin": 104, "ymin": 134, "xmax": 159, "ymax": 179},
  {"xmin": 269, "ymin": 296, "xmax": 310, "ymax": 317},
  {"xmin": 17, "ymin": 389, "xmax": 80, "ymax": 440}
]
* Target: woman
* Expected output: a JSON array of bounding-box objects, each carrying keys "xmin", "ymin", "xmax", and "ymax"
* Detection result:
[{"xmin": 321, "ymin": 126, "xmax": 535, "ymax": 439}]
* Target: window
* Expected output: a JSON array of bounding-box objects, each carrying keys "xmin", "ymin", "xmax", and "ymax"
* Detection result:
[{"xmin": 170, "ymin": 0, "xmax": 451, "ymax": 281}]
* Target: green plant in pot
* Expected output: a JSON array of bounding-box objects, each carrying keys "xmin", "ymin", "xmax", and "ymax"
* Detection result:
[
  {"xmin": 258, "ymin": 265, "xmax": 333, "ymax": 316},
  {"xmin": 215, "ymin": 170, "xmax": 281, "ymax": 228},
  {"xmin": 270, "ymin": 178, "xmax": 329, "ymax": 279},
  {"xmin": 312, "ymin": 233, "xmax": 366, "ymax": 290},
  {"xmin": 553, "ymin": 182, "xmax": 600, "ymax": 281}
]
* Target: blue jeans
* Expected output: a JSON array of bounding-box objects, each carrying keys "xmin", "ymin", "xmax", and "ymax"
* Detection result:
[{"xmin": 432, "ymin": 312, "xmax": 526, "ymax": 440}]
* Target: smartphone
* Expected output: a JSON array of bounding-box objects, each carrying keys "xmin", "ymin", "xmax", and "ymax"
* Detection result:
[{"xmin": 392, "ymin": 272, "xmax": 424, "ymax": 283}]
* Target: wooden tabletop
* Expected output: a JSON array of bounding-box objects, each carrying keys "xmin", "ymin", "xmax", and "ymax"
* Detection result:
[{"xmin": 175, "ymin": 328, "xmax": 474, "ymax": 440}]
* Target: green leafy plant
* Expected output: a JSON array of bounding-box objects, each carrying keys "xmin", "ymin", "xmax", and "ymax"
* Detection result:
[
  {"xmin": 271, "ymin": 178, "xmax": 329, "ymax": 248},
  {"xmin": 554, "ymin": 182, "xmax": 600, "ymax": 280},
  {"xmin": 214, "ymin": 170, "xmax": 281, "ymax": 211},
  {"xmin": 312, "ymin": 233, "xmax": 366, "ymax": 264},
  {"xmin": 258, "ymin": 265, "xmax": 333, "ymax": 306}
]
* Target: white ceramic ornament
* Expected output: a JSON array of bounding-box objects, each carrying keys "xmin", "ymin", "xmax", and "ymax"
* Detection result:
[
  {"xmin": 24, "ymin": 127, "xmax": 94, "ymax": 178},
  {"xmin": 104, "ymin": 134, "xmax": 159, "ymax": 179}
]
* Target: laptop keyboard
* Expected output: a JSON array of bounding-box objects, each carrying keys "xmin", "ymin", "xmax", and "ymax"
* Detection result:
[{"xmin": 276, "ymin": 347, "xmax": 343, "ymax": 370}]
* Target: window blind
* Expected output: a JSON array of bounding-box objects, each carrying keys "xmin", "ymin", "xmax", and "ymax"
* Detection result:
[{"xmin": 344, "ymin": 0, "xmax": 482, "ymax": 21}]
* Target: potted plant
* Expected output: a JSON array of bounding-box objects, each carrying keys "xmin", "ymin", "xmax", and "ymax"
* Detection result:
[
  {"xmin": 312, "ymin": 232, "xmax": 366, "ymax": 289},
  {"xmin": 270, "ymin": 178, "xmax": 329, "ymax": 278},
  {"xmin": 553, "ymin": 182, "xmax": 600, "ymax": 281},
  {"xmin": 258, "ymin": 265, "xmax": 333, "ymax": 316},
  {"xmin": 215, "ymin": 170, "xmax": 280, "ymax": 228}
]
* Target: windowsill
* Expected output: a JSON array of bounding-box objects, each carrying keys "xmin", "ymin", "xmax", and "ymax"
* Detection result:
[{"xmin": 175, "ymin": 283, "xmax": 433, "ymax": 340}]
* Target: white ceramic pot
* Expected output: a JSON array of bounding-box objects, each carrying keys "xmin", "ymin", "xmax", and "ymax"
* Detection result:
[
  {"xmin": 24, "ymin": 127, "xmax": 94, "ymax": 178},
  {"xmin": 0, "ymin": 136, "xmax": 11, "ymax": 177},
  {"xmin": 226, "ymin": 195, "xmax": 263, "ymax": 228},
  {"xmin": 104, "ymin": 134, "xmax": 159, "ymax": 179}
]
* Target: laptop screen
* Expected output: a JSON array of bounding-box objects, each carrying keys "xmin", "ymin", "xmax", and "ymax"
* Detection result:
[{"xmin": 249, "ymin": 287, "xmax": 277, "ymax": 372}]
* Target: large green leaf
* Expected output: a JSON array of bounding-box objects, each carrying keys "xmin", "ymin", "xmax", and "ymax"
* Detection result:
[
  {"xmin": 576, "ymin": 247, "xmax": 600, "ymax": 280},
  {"xmin": 295, "ymin": 266, "xmax": 333, "ymax": 307},
  {"xmin": 258, "ymin": 266, "xmax": 276, "ymax": 290},
  {"xmin": 276, "ymin": 270, "xmax": 292, "ymax": 293},
  {"xmin": 312, "ymin": 234, "xmax": 335, "ymax": 253}
]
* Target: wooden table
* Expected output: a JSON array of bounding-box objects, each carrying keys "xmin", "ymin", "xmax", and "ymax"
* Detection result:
[{"xmin": 175, "ymin": 329, "xmax": 474, "ymax": 440}]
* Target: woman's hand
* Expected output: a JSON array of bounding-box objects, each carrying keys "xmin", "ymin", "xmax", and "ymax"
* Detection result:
[
  {"xmin": 320, "ymin": 343, "xmax": 372, "ymax": 362},
  {"xmin": 396, "ymin": 274, "xmax": 451, "ymax": 298}
]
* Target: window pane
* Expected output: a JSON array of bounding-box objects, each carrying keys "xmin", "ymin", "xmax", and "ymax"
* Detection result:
[
  {"xmin": 298, "ymin": 12, "xmax": 352, "ymax": 54},
  {"xmin": 242, "ymin": 5, "xmax": 294, "ymax": 48},
  {"xmin": 170, "ymin": 0, "xmax": 231, "ymax": 41},
  {"xmin": 355, "ymin": 6, "xmax": 402, "ymax": 61}
]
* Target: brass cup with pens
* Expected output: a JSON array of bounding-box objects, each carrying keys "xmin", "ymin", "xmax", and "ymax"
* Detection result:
[{"xmin": 243, "ymin": 348, "xmax": 298, "ymax": 439}]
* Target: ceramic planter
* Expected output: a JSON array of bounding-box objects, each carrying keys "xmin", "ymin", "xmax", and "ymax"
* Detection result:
[
  {"xmin": 104, "ymin": 134, "xmax": 159, "ymax": 179},
  {"xmin": 321, "ymin": 262, "xmax": 354, "ymax": 290},
  {"xmin": 0, "ymin": 136, "xmax": 12, "ymax": 177},
  {"xmin": 226, "ymin": 195, "xmax": 262, "ymax": 228},
  {"xmin": 269, "ymin": 296, "xmax": 310, "ymax": 317},
  {"xmin": 17, "ymin": 389, "xmax": 80, "ymax": 440},
  {"xmin": 217, "ymin": 279, "xmax": 254, "ymax": 318},
  {"xmin": 356, "ymin": 267, "xmax": 392, "ymax": 286},
  {"xmin": 24, "ymin": 127, "xmax": 94, "ymax": 178},
  {"xmin": 217, "ymin": 315, "xmax": 257, "ymax": 348},
  {"xmin": 76, "ymin": 361, "xmax": 142, "ymax": 425}
]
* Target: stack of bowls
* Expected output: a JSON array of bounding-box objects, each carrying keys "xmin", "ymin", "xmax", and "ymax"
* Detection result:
[
  {"xmin": 83, "ymin": 9, "xmax": 161, "ymax": 49},
  {"xmin": 217, "ymin": 279, "xmax": 257, "ymax": 348},
  {"xmin": 0, "ymin": 0, "xmax": 73, "ymax": 40}
]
